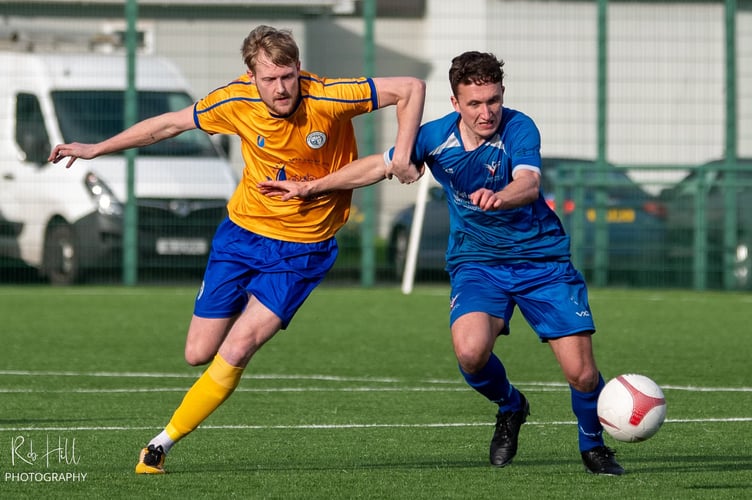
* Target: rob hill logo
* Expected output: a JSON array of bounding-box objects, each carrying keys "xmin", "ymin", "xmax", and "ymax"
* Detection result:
[{"xmin": 4, "ymin": 435, "xmax": 86, "ymax": 483}]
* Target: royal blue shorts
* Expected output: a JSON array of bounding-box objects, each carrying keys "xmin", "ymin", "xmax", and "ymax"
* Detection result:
[
  {"xmin": 448, "ymin": 260, "xmax": 596, "ymax": 341},
  {"xmin": 194, "ymin": 217, "xmax": 338, "ymax": 328}
]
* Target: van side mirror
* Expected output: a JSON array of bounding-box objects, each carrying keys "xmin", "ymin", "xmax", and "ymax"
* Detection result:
[
  {"xmin": 15, "ymin": 93, "xmax": 51, "ymax": 166},
  {"xmin": 19, "ymin": 132, "xmax": 51, "ymax": 166}
]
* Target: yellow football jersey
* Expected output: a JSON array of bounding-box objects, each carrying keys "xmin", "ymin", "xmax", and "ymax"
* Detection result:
[{"xmin": 194, "ymin": 71, "xmax": 377, "ymax": 242}]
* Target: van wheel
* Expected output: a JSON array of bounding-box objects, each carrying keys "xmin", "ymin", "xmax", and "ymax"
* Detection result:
[{"xmin": 43, "ymin": 224, "xmax": 80, "ymax": 285}]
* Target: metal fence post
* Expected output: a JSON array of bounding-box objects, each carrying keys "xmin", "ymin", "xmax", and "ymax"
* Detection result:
[{"xmin": 122, "ymin": 0, "xmax": 139, "ymax": 286}]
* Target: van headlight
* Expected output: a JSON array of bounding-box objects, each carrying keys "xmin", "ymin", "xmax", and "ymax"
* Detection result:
[{"xmin": 84, "ymin": 172, "xmax": 124, "ymax": 216}]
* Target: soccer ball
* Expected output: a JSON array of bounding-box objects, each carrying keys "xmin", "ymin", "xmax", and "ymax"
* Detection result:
[{"xmin": 597, "ymin": 374, "xmax": 667, "ymax": 442}]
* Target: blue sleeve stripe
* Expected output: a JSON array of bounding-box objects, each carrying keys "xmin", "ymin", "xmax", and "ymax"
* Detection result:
[
  {"xmin": 302, "ymin": 95, "xmax": 373, "ymax": 104},
  {"xmin": 301, "ymin": 75, "xmax": 377, "ymax": 109},
  {"xmin": 194, "ymin": 97, "xmax": 260, "ymax": 131},
  {"xmin": 366, "ymin": 77, "xmax": 378, "ymax": 110},
  {"xmin": 192, "ymin": 102, "xmax": 201, "ymax": 130},
  {"xmin": 197, "ymin": 97, "xmax": 261, "ymax": 116},
  {"xmin": 195, "ymin": 76, "xmax": 376, "ymax": 123},
  {"xmin": 300, "ymin": 74, "xmax": 370, "ymax": 87}
]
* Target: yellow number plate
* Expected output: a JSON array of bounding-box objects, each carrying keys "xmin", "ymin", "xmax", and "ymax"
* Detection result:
[{"xmin": 586, "ymin": 208, "xmax": 636, "ymax": 223}]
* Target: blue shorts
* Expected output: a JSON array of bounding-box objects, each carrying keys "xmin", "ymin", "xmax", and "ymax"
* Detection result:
[
  {"xmin": 448, "ymin": 260, "xmax": 596, "ymax": 341},
  {"xmin": 194, "ymin": 218, "xmax": 338, "ymax": 328}
]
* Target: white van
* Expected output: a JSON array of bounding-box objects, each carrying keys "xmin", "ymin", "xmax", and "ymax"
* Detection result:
[{"xmin": 0, "ymin": 50, "xmax": 238, "ymax": 284}]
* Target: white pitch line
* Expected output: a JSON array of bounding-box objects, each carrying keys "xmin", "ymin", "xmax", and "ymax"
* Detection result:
[
  {"xmin": 660, "ymin": 384, "xmax": 752, "ymax": 392},
  {"xmin": 0, "ymin": 418, "xmax": 749, "ymax": 433},
  {"xmin": 1, "ymin": 385, "xmax": 750, "ymax": 395},
  {"xmin": 0, "ymin": 370, "xmax": 401, "ymax": 383},
  {"xmin": 1, "ymin": 369, "xmax": 751, "ymax": 393},
  {"xmin": 0, "ymin": 387, "xmax": 469, "ymax": 394}
]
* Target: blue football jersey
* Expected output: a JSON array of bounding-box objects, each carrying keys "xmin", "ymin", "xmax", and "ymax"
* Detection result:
[{"xmin": 405, "ymin": 107, "xmax": 571, "ymax": 270}]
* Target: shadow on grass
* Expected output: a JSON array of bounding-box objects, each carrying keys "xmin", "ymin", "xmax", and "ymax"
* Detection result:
[
  {"xmin": 166, "ymin": 451, "xmax": 752, "ymax": 476},
  {"xmin": 0, "ymin": 417, "xmax": 128, "ymax": 426},
  {"xmin": 622, "ymin": 453, "xmax": 752, "ymax": 474}
]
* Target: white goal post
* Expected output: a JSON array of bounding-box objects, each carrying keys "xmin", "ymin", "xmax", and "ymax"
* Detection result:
[{"xmin": 400, "ymin": 172, "xmax": 432, "ymax": 295}]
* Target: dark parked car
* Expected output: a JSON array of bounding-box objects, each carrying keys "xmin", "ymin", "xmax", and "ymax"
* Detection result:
[
  {"xmin": 388, "ymin": 158, "xmax": 668, "ymax": 284},
  {"xmin": 660, "ymin": 158, "xmax": 752, "ymax": 289}
]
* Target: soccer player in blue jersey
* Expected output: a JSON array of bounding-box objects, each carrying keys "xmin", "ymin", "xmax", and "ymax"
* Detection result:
[
  {"xmin": 50, "ymin": 25, "xmax": 425, "ymax": 474},
  {"xmin": 259, "ymin": 51, "xmax": 625, "ymax": 475}
]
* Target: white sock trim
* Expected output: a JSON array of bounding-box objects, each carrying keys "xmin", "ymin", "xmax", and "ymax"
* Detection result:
[{"xmin": 148, "ymin": 430, "xmax": 175, "ymax": 454}]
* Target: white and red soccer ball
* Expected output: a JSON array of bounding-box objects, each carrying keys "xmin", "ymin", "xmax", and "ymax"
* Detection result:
[{"xmin": 597, "ymin": 374, "xmax": 667, "ymax": 442}]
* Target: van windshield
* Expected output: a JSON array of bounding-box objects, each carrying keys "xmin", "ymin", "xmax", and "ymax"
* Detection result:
[{"xmin": 51, "ymin": 90, "xmax": 219, "ymax": 157}]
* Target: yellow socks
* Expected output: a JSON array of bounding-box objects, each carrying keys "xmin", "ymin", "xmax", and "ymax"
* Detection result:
[{"xmin": 164, "ymin": 353, "xmax": 244, "ymax": 442}]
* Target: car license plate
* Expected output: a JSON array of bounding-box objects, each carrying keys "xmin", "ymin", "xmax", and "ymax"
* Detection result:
[
  {"xmin": 156, "ymin": 238, "xmax": 208, "ymax": 255},
  {"xmin": 586, "ymin": 208, "xmax": 636, "ymax": 223}
]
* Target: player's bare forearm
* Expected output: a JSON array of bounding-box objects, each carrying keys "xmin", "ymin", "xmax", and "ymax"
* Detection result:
[
  {"xmin": 319, "ymin": 154, "xmax": 388, "ymax": 191},
  {"xmin": 374, "ymin": 77, "xmax": 426, "ymax": 184},
  {"xmin": 258, "ymin": 154, "xmax": 388, "ymax": 201},
  {"xmin": 49, "ymin": 106, "xmax": 195, "ymax": 168},
  {"xmin": 471, "ymin": 170, "xmax": 540, "ymax": 211},
  {"xmin": 101, "ymin": 113, "xmax": 190, "ymax": 152}
]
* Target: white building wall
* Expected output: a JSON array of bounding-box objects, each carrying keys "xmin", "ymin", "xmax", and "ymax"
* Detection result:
[
  {"xmin": 3, "ymin": 1, "xmax": 749, "ymax": 237},
  {"xmin": 486, "ymin": 0, "xmax": 599, "ymax": 160},
  {"xmin": 373, "ymin": 0, "xmax": 751, "ymax": 231},
  {"xmin": 371, "ymin": 0, "xmax": 493, "ymax": 235}
]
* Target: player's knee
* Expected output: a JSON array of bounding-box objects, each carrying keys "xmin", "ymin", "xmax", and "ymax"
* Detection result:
[
  {"xmin": 454, "ymin": 347, "xmax": 489, "ymax": 374},
  {"xmin": 567, "ymin": 366, "xmax": 600, "ymax": 392},
  {"xmin": 184, "ymin": 345, "xmax": 214, "ymax": 366}
]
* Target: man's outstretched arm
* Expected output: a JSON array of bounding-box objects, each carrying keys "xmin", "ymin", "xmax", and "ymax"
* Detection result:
[
  {"xmin": 258, "ymin": 153, "xmax": 398, "ymax": 201},
  {"xmin": 49, "ymin": 105, "xmax": 197, "ymax": 169}
]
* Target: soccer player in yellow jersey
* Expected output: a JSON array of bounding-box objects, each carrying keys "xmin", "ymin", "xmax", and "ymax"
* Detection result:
[{"xmin": 49, "ymin": 25, "xmax": 425, "ymax": 474}]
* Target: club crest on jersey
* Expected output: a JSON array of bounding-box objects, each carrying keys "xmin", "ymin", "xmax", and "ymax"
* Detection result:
[
  {"xmin": 485, "ymin": 161, "xmax": 500, "ymax": 175},
  {"xmin": 306, "ymin": 131, "xmax": 327, "ymax": 149}
]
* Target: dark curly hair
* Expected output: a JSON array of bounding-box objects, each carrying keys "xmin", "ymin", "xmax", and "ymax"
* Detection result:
[{"xmin": 448, "ymin": 51, "xmax": 505, "ymax": 96}]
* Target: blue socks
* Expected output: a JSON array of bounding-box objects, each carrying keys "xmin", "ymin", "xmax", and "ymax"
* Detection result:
[
  {"xmin": 461, "ymin": 355, "xmax": 607, "ymax": 451},
  {"xmin": 570, "ymin": 373, "xmax": 606, "ymax": 452},
  {"xmin": 459, "ymin": 353, "xmax": 521, "ymax": 412}
]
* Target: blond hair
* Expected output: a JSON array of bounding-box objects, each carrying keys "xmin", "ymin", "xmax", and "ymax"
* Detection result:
[{"xmin": 241, "ymin": 25, "xmax": 299, "ymax": 71}]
